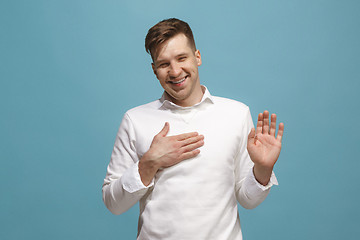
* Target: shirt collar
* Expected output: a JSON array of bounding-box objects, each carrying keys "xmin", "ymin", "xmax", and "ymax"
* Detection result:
[{"xmin": 158, "ymin": 85, "xmax": 214, "ymax": 110}]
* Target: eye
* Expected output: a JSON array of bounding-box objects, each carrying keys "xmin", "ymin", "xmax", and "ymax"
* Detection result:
[
  {"xmin": 158, "ymin": 63, "xmax": 169, "ymax": 68},
  {"xmin": 178, "ymin": 56, "xmax": 187, "ymax": 61}
]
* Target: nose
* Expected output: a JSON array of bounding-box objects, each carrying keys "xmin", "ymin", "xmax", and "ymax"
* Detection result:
[{"xmin": 168, "ymin": 62, "xmax": 181, "ymax": 78}]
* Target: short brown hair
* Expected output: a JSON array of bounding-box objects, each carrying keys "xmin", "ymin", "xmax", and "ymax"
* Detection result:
[{"xmin": 145, "ymin": 18, "xmax": 196, "ymax": 60}]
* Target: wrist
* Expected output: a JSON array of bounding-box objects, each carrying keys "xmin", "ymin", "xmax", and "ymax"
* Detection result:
[
  {"xmin": 253, "ymin": 164, "xmax": 273, "ymax": 186},
  {"xmin": 138, "ymin": 153, "xmax": 160, "ymax": 186}
]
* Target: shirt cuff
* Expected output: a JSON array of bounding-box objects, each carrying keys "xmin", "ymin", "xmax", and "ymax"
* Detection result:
[
  {"xmin": 243, "ymin": 167, "xmax": 278, "ymax": 197},
  {"xmin": 122, "ymin": 161, "xmax": 155, "ymax": 193}
]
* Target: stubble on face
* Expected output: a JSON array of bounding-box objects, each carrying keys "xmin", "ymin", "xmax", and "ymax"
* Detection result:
[{"xmin": 152, "ymin": 34, "xmax": 203, "ymax": 107}]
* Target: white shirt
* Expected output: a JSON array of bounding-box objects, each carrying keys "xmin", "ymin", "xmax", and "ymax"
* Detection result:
[{"xmin": 102, "ymin": 87, "xmax": 278, "ymax": 240}]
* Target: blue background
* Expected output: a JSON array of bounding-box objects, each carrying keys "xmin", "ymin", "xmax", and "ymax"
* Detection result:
[{"xmin": 1, "ymin": 0, "xmax": 359, "ymax": 239}]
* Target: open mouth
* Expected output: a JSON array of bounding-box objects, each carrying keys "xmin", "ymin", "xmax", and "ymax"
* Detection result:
[{"xmin": 169, "ymin": 76, "xmax": 187, "ymax": 85}]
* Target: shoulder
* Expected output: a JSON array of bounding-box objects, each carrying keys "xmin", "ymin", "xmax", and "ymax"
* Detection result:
[
  {"xmin": 211, "ymin": 95, "xmax": 250, "ymax": 113},
  {"xmin": 125, "ymin": 99, "xmax": 160, "ymax": 118},
  {"xmin": 209, "ymin": 95, "xmax": 254, "ymax": 133},
  {"xmin": 209, "ymin": 95, "xmax": 252, "ymax": 126},
  {"xmin": 118, "ymin": 99, "xmax": 161, "ymax": 131}
]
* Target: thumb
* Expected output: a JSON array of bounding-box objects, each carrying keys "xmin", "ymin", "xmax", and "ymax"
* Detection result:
[
  {"xmin": 158, "ymin": 122, "xmax": 170, "ymax": 137},
  {"xmin": 247, "ymin": 128, "xmax": 256, "ymax": 144}
]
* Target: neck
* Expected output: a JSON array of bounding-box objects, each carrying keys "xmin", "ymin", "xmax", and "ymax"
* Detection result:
[{"xmin": 166, "ymin": 85, "xmax": 205, "ymax": 107}]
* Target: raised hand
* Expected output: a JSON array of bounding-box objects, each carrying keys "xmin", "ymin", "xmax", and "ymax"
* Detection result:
[
  {"xmin": 247, "ymin": 111, "xmax": 284, "ymax": 185},
  {"xmin": 139, "ymin": 122, "xmax": 204, "ymax": 185}
]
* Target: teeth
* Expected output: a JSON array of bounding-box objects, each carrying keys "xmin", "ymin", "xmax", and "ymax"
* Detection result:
[{"xmin": 172, "ymin": 77, "xmax": 186, "ymax": 84}]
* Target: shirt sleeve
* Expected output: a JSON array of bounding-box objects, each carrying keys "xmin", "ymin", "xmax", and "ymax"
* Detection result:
[
  {"xmin": 234, "ymin": 107, "xmax": 278, "ymax": 209},
  {"xmin": 102, "ymin": 113, "xmax": 154, "ymax": 215}
]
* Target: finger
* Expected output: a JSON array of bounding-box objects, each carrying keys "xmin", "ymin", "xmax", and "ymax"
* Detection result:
[
  {"xmin": 176, "ymin": 132, "xmax": 199, "ymax": 141},
  {"xmin": 263, "ymin": 110, "xmax": 270, "ymax": 134},
  {"xmin": 180, "ymin": 149, "xmax": 201, "ymax": 160},
  {"xmin": 180, "ymin": 134, "xmax": 204, "ymax": 147},
  {"xmin": 248, "ymin": 128, "xmax": 256, "ymax": 145},
  {"xmin": 157, "ymin": 122, "xmax": 170, "ymax": 137},
  {"xmin": 269, "ymin": 114, "xmax": 277, "ymax": 137},
  {"xmin": 256, "ymin": 113, "xmax": 263, "ymax": 135},
  {"xmin": 181, "ymin": 139, "xmax": 204, "ymax": 153},
  {"xmin": 276, "ymin": 122, "xmax": 285, "ymax": 142}
]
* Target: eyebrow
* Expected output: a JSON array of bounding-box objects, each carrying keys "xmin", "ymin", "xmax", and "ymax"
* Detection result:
[
  {"xmin": 177, "ymin": 52, "xmax": 190, "ymax": 58},
  {"xmin": 155, "ymin": 53, "xmax": 189, "ymax": 64}
]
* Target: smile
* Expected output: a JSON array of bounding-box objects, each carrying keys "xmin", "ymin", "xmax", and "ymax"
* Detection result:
[{"xmin": 170, "ymin": 76, "xmax": 187, "ymax": 85}]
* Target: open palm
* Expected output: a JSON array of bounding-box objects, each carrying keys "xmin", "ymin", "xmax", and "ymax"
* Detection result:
[{"xmin": 247, "ymin": 111, "xmax": 284, "ymax": 169}]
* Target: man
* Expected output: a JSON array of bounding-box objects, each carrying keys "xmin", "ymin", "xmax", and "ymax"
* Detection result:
[{"xmin": 102, "ymin": 18, "xmax": 284, "ymax": 239}]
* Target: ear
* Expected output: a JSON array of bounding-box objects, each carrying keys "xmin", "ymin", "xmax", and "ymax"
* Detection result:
[
  {"xmin": 195, "ymin": 50, "xmax": 202, "ymax": 66},
  {"xmin": 151, "ymin": 63, "xmax": 157, "ymax": 76}
]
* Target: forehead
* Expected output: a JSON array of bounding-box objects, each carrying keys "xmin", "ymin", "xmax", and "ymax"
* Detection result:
[{"xmin": 153, "ymin": 34, "xmax": 193, "ymax": 62}]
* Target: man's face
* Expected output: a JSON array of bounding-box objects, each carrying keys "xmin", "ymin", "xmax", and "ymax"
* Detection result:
[{"xmin": 152, "ymin": 34, "xmax": 202, "ymax": 107}]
